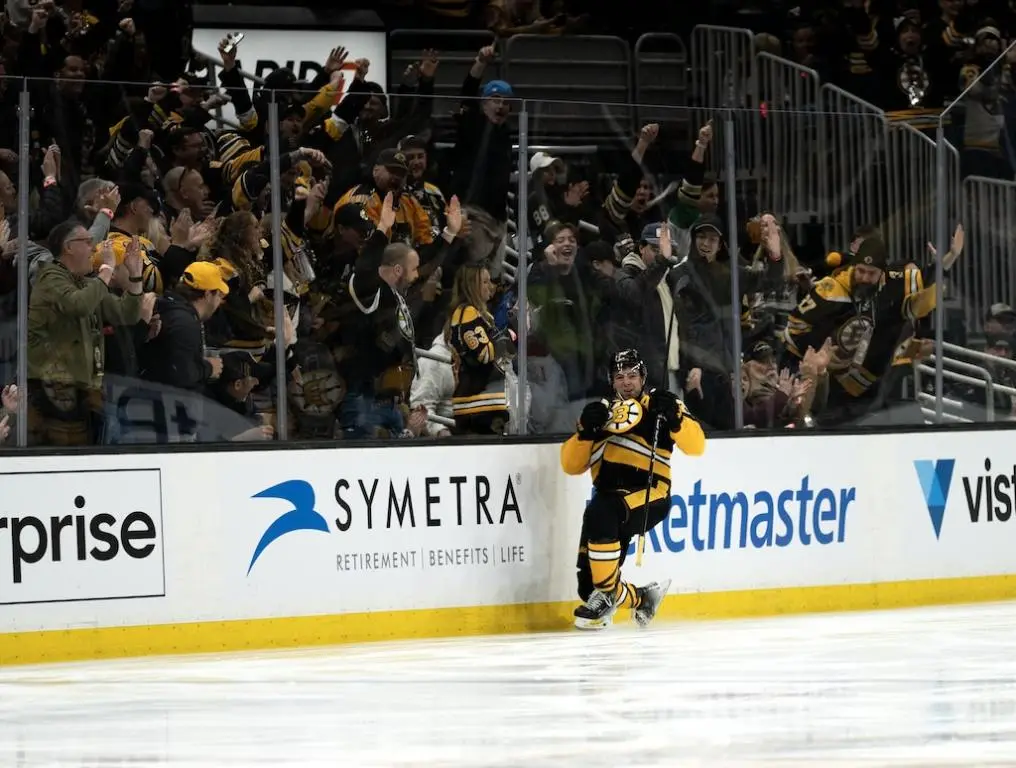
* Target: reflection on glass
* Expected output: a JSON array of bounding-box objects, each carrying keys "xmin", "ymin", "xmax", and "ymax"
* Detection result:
[
  {"xmin": 0, "ymin": 75, "xmax": 15, "ymax": 447},
  {"xmin": 522, "ymin": 103, "xmax": 763, "ymax": 435}
]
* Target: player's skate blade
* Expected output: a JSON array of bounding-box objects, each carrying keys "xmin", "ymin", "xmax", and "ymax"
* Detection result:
[
  {"xmin": 573, "ymin": 613, "xmax": 613, "ymax": 630},
  {"xmin": 634, "ymin": 579, "xmax": 672, "ymax": 628},
  {"xmin": 573, "ymin": 589, "xmax": 618, "ymax": 630}
]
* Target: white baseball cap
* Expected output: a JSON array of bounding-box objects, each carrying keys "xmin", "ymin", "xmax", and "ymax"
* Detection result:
[{"xmin": 529, "ymin": 152, "xmax": 563, "ymax": 175}]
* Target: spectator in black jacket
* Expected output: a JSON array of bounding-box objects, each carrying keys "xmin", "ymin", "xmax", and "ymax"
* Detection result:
[
  {"xmin": 140, "ymin": 261, "xmax": 228, "ymax": 440},
  {"xmin": 528, "ymin": 153, "xmax": 597, "ymax": 248},
  {"xmin": 450, "ymin": 45, "xmax": 513, "ymax": 278},
  {"xmin": 585, "ymin": 239, "xmax": 622, "ymax": 385},
  {"xmin": 676, "ymin": 215, "xmax": 784, "ymax": 430},
  {"xmin": 599, "ymin": 123, "xmax": 663, "ymax": 245},
  {"xmin": 337, "ymin": 191, "xmax": 420, "ymax": 439},
  {"xmin": 614, "ymin": 221, "xmax": 682, "ymax": 393}
]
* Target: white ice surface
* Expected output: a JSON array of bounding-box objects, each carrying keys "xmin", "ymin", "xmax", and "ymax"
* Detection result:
[{"xmin": 4, "ymin": 602, "xmax": 1016, "ymax": 767}]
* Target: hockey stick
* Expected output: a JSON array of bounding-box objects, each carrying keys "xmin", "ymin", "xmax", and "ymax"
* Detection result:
[{"xmin": 635, "ymin": 412, "xmax": 663, "ymax": 567}]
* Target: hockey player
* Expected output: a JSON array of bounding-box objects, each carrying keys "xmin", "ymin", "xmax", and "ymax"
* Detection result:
[{"xmin": 560, "ymin": 349, "xmax": 706, "ymax": 630}]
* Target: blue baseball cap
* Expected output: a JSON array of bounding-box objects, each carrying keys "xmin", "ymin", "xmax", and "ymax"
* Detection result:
[
  {"xmin": 640, "ymin": 222, "xmax": 679, "ymax": 246},
  {"xmin": 482, "ymin": 80, "xmax": 514, "ymax": 98}
]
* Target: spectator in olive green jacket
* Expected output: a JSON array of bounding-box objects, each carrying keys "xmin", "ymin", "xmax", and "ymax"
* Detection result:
[{"xmin": 26, "ymin": 220, "xmax": 151, "ymax": 445}]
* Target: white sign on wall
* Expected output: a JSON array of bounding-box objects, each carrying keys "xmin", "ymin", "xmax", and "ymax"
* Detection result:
[
  {"xmin": 190, "ymin": 27, "xmax": 388, "ymax": 124},
  {"xmin": 229, "ymin": 446, "xmax": 551, "ymax": 616},
  {"xmin": 0, "ymin": 469, "xmax": 165, "ymax": 605}
]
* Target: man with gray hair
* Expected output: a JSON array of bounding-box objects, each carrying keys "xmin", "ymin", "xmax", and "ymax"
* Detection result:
[
  {"xmin": 27, "ymin": 220, "xmax": 148, "ymax": 445},
  {"xmin": 20, "ymin": 180, "xmax": 120, "ymax": 287},
  {"xmin": 74, "ymin": 178, "xmax": 120, "ymax": 241}
]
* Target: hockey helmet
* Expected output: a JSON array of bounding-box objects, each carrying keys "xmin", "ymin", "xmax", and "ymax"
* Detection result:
[{"xmin": 610, "ymin": 349, "xmax": 647, "ymax": 382}]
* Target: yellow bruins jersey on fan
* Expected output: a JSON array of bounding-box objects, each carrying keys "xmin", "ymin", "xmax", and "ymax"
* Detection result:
[
  {"xmin": 560, "ymin": 394, "xmax": 705, "ymax": 510},
  {"xmin": 783, "ymin": 264, "xmax": 934, "ymax": 357},
  {"xmin": 783, "ymin": 264, "xmax": 937, "ymax": 396},
  {"xmin": 91, "ymin": 232, "xmax": 164, "ymax": 294}
]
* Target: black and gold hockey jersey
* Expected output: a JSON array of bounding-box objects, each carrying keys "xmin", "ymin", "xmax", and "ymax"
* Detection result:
[
  {"xmin": 313, "ymin": 185, "xmax": 433, "ymax": 248},
  {"xmin": 783, "ymin": 264, "xmax": 937, "ymax": 397},
  {"xmin": 560, "ymin": 393, "xmax": 706, "ymax": 510},
  {"xmin": 407, "ymin": 179, "xmax": 447, "ymax": 242},
  {"xmin": 91, "ymin": 231, "xmax": 164, "ymax": 295},
  {"xmin": 448, "ymin": 303, "xmax": 506, "ymax": 423}
]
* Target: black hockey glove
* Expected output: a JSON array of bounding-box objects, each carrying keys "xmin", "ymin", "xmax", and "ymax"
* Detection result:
[
  {"xmin": 648, "ymin": 388, "xmax": 683, "ymax": 432},
  {"xmin": 577, "ymin": 400, "xmax": 610, "ymax": 441}
]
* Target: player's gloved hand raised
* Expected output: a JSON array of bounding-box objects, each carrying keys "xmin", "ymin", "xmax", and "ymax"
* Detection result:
[
  {"xmin": 577, "ymin": 399, "xmax": 610, "ymax": 441},
  {"xmin": 648, "ymin": 388, "xmax": 682, "ymax": 432}
]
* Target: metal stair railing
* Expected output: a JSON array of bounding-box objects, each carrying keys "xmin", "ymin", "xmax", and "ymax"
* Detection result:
[{"xmin": 913, "ymin": 341, "xmax": 1016, "ymax": 423}]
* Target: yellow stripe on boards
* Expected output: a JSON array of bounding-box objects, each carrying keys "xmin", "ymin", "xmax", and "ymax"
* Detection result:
[
  {"xmin": 0, "ymin": 602, "xmax": 575, "ymax": 667},
  {"xmin": 3, "ymin": 574, "xmax": 1016, "ymax": 667},
  {"xmin": 655, "ymin": 573, "xmax": 1016, "ymax": 620}
]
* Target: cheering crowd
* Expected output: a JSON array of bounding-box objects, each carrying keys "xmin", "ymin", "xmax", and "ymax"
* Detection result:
[
  {"xmin": 0, "ymin": 0, "xmax": 527, "ymax": 445},
  {"xmin": 0, "ymin": 0, "xmax": 1003, "ymax": 447}
]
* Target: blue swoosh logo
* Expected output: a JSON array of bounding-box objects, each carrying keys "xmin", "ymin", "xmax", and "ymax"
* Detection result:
[{"xmin": 248, "ymin": 480, "xmax": 330, "ymax": 575}]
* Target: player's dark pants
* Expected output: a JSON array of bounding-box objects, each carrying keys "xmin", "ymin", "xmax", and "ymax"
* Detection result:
[{"xmin": 576, "ymin": 489, "xmax": 671, "ymax": 602}]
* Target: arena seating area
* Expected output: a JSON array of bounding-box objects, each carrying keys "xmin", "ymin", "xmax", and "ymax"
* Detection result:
[{"xmin": 1, "ymin": 0, "xmax": 1015, "ymax": 447}]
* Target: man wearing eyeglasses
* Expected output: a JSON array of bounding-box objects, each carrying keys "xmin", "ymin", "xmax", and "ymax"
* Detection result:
[{"xmin": 26, "ymin": 221, "xmax": 148, "ymax": 446}]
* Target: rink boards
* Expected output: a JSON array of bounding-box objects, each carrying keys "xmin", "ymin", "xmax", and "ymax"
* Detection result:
[{"xmin": 1, "ymin": 429, "xmax": 1016, "ymax": 665}]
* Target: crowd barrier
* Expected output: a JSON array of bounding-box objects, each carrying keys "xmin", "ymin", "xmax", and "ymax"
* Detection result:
[
  {"xmin": 693, "ymin": 26, "xmax": 965, "ymax": 275},
  {"xmin": 2, "ymin": 428, "xmax": 1016, "ymax": 665},
  {"xmin": 755, "ymin": 53, "xmax": 821, "ymax": 238},
  {"xmin": 915, "ymin": 341, "xmax": 1016, "ymax": 422},
  {"xmin": 958, "ymin": 176, "xmax": 1016, "ymax": 336},
  {"xmin": 820, "ymin": 85, "xmax": 889, "ymax": 255},
  {"xmin": 0, "ymin": 78, "xmax": 1005, "ymax": 450},
  {"xmin": 689, "ymin": 25, "xmax": 759, "ymax": 183}
]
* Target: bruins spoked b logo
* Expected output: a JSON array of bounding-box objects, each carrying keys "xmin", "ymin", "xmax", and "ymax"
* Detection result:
[{"xmin": 605, "ymin": 398, "xmax": 643, "ymax": 434}]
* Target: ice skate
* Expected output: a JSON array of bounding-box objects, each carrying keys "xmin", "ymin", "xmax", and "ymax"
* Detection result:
[
  {"xmin": 573, "ymin": 589, "xmax": 618, "ymax": 630},
  {"xmin": 633, "ymin": 579, "xmax": 672, "ymax": 628}
]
